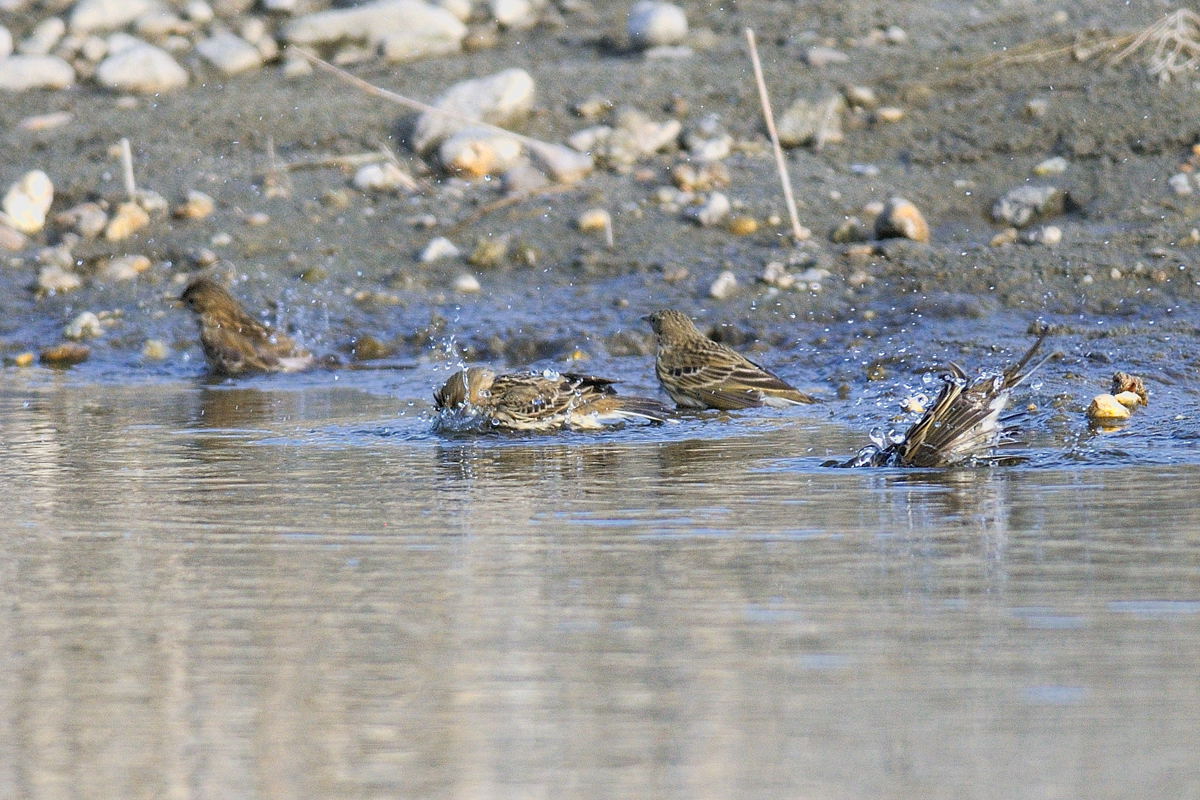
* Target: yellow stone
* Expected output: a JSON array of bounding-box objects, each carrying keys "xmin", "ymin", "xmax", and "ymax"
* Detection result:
[
  {"xmin": 1113, "ymin": 391, "xmax": 1142, "ymax": 408},
  {"xmin": 1087, "ymin": 393, "xmax": 1131, "ymax": 421},
  {"xmin": 12, "ymin": 352, "xmax": 35, "ymax": 367},
  {"xmin": 728, "ymin": 216, "xmax": 758, "ymax": 235}
]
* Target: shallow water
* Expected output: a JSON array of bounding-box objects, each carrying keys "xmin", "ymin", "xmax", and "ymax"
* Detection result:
[{"xmin": 1, "ymin": 326, "xmax": 1199, "ymax": 800}]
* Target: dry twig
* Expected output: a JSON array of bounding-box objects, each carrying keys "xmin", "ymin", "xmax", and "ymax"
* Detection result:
[{"xmin": 744, "ymin": 28, "xmax": 809, "ymax": 243}]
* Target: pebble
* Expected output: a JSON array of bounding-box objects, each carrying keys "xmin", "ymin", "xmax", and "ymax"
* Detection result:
[
  {"xmin": 379, "ymin": 6, "xmax": 467, "ymax": 61},
  {"xmin": 691, "ymin": 191, "xmax": 730, "ymax": 227},
  {"xmin": 285, "ymin": 0, "xmax": 465, "ymax": 61},
  {"xmin": 777, "ymin": 94, "xmax": 845, "ymax": 148},
  {"xmin": 991, "ymin": 185, "xmax": 1064, "ymax": 227},
  {"xmin": 453, "ymin": 273, "xmax": 481, "ymax": 293},
  {"xmin": 0, "ymin": 25, "xmax": 11, "ymax": 59},
  {"xmin": 439, "ymin": 128, "xmax": 523, "ymax": 177},
  {"xmin": 1021, "ymin": 224, "xmax": 1062, "ymax": 246},
  {"xmin": 1168, "ymin": 172, "xmax": 1194, "ymax": 196},
  {"xmin": 134, "ymin": 11, "xmax": 190, "ymax": 39},
  {"xmin": 682, "ymin": 114, "xmax": 732, "ymax": 161},
  {"xmin": 141, "ymin": 339, "xmax": 168, "ymax": 360},
  {"xmin": 526, "ymin": 141, "xmax": 594, "ymax": 184},
  {"xmin": 2, "ymin": 170, "xmax": 54, "ymax": 234},
  {"xmin": 708, "ymin": 269, "xmax": 738, "ymax": 300},
  {"xmin": 64, "ymin": 311, "xmax": 103, "ymax": 340},
  {"xmin": 18, "ymin": 110, "xmax": 74, "ymax": 130},
  {"xmin": 1033, "ymin": 156, "xmax": 1069, "ymax": 176},
  {"xmin": 420, "ymin": 236, "xmax": 460, "ymax": 262},
  {"xmin": 842, "ymin": 85, "xmax": 878, "ymax": 109},
  {"xmin": 468, "ymin": 236, "xmax": 508, "ymax": 267},
  {"xmin": 104, "ymin": 201, "xmax": 150, "ymax": 241},
  {"xmin": 728, "ymin": 215, "xmax": 757, "ymax": 235},
  {"xmin": 9, "ymin": 352, "xmax": 35, "ymax": 367},
  {"xmin": 628, "ymin": 1, "xmax": 688, "ymax": 48},
  {"xmin": 1114, "ymin": 391, "xmax": 1142, "ymax": 408},
  {"xmin": 96, "ymin": 42, "xmax": 188, "ymax": 93},
  {"xmin": 196, "ymin": 31, "xmax": 262, "ymax": 75},
  {"xmin": 501, "ymin": 160, "xmax": 549, "ymax": 194},
  {"xmin": 577, "ymin": 207, "xmax": 612, "ymax": 235},
  {"xmin": 97, "ymin": 253, "xmax": 151, "ymax": 281},
  {"xmin": 490, "ymin": 0, "xmax": 538, "ymax": 29},
  {"xmin": 352, "ymin": 162, "xmax": 418, "ymax": 193},
  {"xmin": 40, "ymin": 342, "xmax": 90, "ymax": 366},
  {"xmin": 54, "ymin": 201, "xmax": 108, "ymax": 237},
  {"xmin": 185, "ymin": 0, "xmax": 215, "ymax": 23},
  {"xmin": 759, "ymin": 260, "xmax": 794, "ymax": 289},
  {"xmin": 0, "ymin": 54, "xmax": 76, "ymax": 91},
  {"xmin": 412, "ymin": 68, "xmax": 535, "ymax": 153},
  {"xmin": 671, "ymin": 161, "xmax": 728, "ymax": 192},
  {"xmin": 70, "ymin": 0, "xmax": 159, "ymax": 33},
  {"xmin": 244, "ymin": 211, "xmax": 269, "ymax": 226},
  {"xmin": 37, "ymin": 264, "xmax": 83, "ymax": 294},
  {"xmin": 1024, "ymin": 97, "xmax": 1049, "ymax": 118},
  {"xmin": 874, "ymin": 106, "xmax": 904, "ymax": 123},
  {"xmin": 20, "ymin": 17, "xmax": 66, "ymax": 56},
  {"xmin": 830, "ymin": 216, "xmax": 868, "ymax": 243},
  {"xmin": 571, "ymin": 111, "xmax": 681, "ymax": 166},
  {"xmin": 804, "ymin": 45, "xmax": 848, "ymax": 67},
  {"xmin": 0, "ymin": 223, "xmax": 27, "ymax": 250},
  {"xmin": 874, "ymin": 196, "xmax": 929, "ymax": 243},
  {"xmin": 1087, "ymin": 393, "xmax": 1130, "ymax": 422},
  {"xmin": 173, "ymin": 190, "xmax": 215, "ymax": 219}
]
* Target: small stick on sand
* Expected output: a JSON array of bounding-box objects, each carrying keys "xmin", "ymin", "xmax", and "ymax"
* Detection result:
[
  {"xmin": 118, "ymin": 137, "xmax": 136, "ymax": 200},
  {"xmin": 744, "ymin": 28, "xmax": 809, "ymax": 243}
]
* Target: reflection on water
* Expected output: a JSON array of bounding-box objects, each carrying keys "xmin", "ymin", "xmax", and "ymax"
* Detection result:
[{"xmin": 0, "ymin": 374, "xmax": 1198, "ymax": 799}]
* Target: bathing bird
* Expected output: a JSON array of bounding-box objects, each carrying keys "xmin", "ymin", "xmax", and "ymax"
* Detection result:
[
  {"xmin": 434, "ymin": 366, "xmax": 675, "ymax": 432},
  {"xmin": 842, "ymin": 328, "xmax": 1053, "ymax": 468},
  {"xmin": 643, "ymin": 308, "xmax": 818, "ymax": 409},
  {"xmin": 178, "ymin": 277, "xmax": 314, "ymax": 377}
]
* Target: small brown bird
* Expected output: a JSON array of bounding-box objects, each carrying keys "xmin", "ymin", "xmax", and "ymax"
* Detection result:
[
  {"xmin": 178, "ymin": 277, "xmax": 314, "ymax": 376},
  {"xmin": 843, "ymin": 328, "xmax": 1053, "ymax": 468},
  {"xmin": 433, "ymin": 366, "xmax": 675, "ymax": 432},
  {"xmin": 643, "ymin": 309, "xmax": 818, "ymax": 409}
]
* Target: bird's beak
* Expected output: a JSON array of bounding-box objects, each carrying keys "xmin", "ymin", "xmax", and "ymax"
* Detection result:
[{"xmin": 639, "ymin": 314, "xmax": 652, "ymax": 322}]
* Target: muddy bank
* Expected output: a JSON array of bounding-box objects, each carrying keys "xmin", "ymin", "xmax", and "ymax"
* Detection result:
[{"xmin": 1, "ymin": 1, "xmax": 1199, "ymax": 375}]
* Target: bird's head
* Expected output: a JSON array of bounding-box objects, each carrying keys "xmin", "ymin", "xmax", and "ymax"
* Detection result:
[
  {"xmin": 641, "ymin": 308, "xmax": 697, "ymax": 339},
  {"xmin": 178, "ymin": 277, "xmax": 237, "ymax": 315}
]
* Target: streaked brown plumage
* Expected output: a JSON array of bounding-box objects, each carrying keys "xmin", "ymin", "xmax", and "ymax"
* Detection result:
[
  {"xmin": 178, "ymin": 278, "xmax": 313, "ymax": 376},
  {"xmin": 433, "ymin": 366, "xmax": 675, "ymax": 432},
  {"xmin": 643, "ymin": 309, "xmax": 817, "ymax": 409},
  {"xmin": 844, "ymin": 328, "xmax": 1053, "ymax": 468}
]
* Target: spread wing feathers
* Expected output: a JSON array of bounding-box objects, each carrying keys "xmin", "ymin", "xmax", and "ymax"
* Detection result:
[
  {"xmin": 844, "ymin": 330, "xmax": 1051, "ymax": 468},
  {"xmin": 658, "ymin": 342, "xmax": 816, "ymax": 409}
]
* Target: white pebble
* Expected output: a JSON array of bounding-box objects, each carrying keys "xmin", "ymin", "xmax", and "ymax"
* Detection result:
[
  {"xmin": 708, "ymin": 269, "xmax": 738, "ymax": 300},
  {"xmin": 628, "ymin": 1, "xmax": 688, "ymax": 48},
  {"xmin": 19, "ymin": 16, "xmax": 66, "ymax": 56},
  {"xmin": 95, "ymin": 41, "xmax": 188, "ymax": 93},
  {"xmin": 185, "ymin": 0, "xmax": 214, "ymax": 23},
  {"xmin": 692, "ymin": 191, "xmax": 731, "ymax": 227},
  {"xmin": 453, "ymin": 273, "xmax": 481, "ymax": 293},
  {"xmin": 1021, "ymin": 224, "xmax": 1062, "ymax": 246},
  {"xmin": 197, "ymin": 32, "xmax": 262, "ymax": 75},
  {"xmin": 98, "ymin": 253, "xmax": 151, "ymax": 281},
  {"xmin": 420, "ymin": 236, "xmax": 461, "ymax": 262},
  {"xmin": 0, "ymin": 25, "xmax": 12, "ymax": 60},
  {"xmin": 412, "ymin": 68, "xmax": 535, "ymax": 153},
  {"xmin": 1033, "ymin": 156, "xmax": 1069, "ymax": 176},
  {"xmin": 69, "ymin": 0, "xmax": 159, "ymax": 33},
  {"xmin": 0, "ymin": 54, "xmax": 75, "ymax": 91},
  {"xmin": 64, "ymin": 311, "xmax": 103, "ymax": 340},
  {"xmin": 38, "ymin": 264, "xmax": 82, "ymax": 294},
  {"xmin": 2, "ymin": 170, "xmax": 54, "ymax": 234},
  {"xmin": 353, "ymin": 162, "xmax": 418, "ymax": 193},
  {"xmin": 1168, "ymin": 172, "xmax": 1194, "ymax": 196},
  {"xmin": 490, "ymin": 0, "xmax": 537, "ymax": 28}
]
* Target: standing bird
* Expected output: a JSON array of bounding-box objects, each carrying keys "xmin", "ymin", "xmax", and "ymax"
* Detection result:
[
  {"xmin": 178, "ymin": 277, "xmax": 314, "ymax": 376},
  {"xmin": 433, "ymin": 366, "xmax": 675, "ymax": 432},
  {"xmin": 643, "ymin": 309, "xmax": 818, "ymax": 409},
  {"xmin": 842, "ymin": 328, "xmax": 1053, "ymax": 468}
]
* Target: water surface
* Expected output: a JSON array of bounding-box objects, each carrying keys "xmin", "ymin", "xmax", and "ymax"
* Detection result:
[{"xmin": 0, "ymin": 343, "xmax": 1197, "ymax": 799}]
